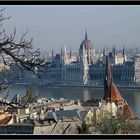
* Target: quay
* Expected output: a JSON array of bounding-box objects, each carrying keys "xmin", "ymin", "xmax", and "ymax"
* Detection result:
[{"xmin": 6, "ymin": 82, "xmax": 140, "ymax": 90}]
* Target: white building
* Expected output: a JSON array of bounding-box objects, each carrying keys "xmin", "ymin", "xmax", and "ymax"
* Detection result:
[{"xmin": 38, "ymin": 31, "xmax": 98, "ymax": 85}]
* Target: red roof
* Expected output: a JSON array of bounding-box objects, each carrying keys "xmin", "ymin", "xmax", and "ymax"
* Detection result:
[
  {"xmin": 104, "ymin": 81, "xmax": 134, "ymax": 118},
  {"xmin": 0, "ymin": 116, "xmax": 12, "ymax": 125},
  {"xmin": 123, "ymin": 103, "xmax": 134, "ymax": 119},
  {"xmin": 104, "ymin": 81, "xmax": 124, "ymax": 104}
]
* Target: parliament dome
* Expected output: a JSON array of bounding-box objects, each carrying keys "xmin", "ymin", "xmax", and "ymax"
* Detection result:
[{"xmin": 79, "ymin": 31, "xmax": 94, "ymax": 51}]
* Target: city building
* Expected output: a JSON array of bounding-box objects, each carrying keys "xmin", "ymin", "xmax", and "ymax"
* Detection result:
[
  {"xmin": 0, "ymin": 123, "xmax": 34, "ymax": 134},
  {"xmin": 81, "ymin": 55, "xmax": 134, "ymax": 126},
  {"xmin": 0, "ymin": 110, "xmax": 12, "ymax": 125},
  {"xmin": 6, "ymin": 31, "xmax": 140, "ymax": 86}
]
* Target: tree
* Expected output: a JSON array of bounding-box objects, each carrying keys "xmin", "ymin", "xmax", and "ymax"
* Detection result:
[
  {"xmin": 92, "ymin": 113, "xmax": 133, "ymax": 134},
  {"xmin": 0, "ymin": 8, "xmax": 46, "ymax": 109},
  {"xmin": 77, "ymin": 121, "xmax": 91, "ymax": 134},
  {"xmin": 77, "ymin": 112, "xmax": 134, "ymax": 134}
]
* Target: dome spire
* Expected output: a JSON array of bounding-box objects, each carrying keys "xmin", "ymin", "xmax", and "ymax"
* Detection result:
[
  {"xmin": 85, "ymin": 29, "xmax": 88, "ymax": 40},
  {"xmin": 123, "ymin": 46, "xmax": 125, "ymax": 56}
]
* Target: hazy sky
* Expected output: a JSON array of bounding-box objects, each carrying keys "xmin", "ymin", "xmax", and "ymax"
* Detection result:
[{"xmin": 1, "ymin": 5, "xmax": 140, "ymax": 53}]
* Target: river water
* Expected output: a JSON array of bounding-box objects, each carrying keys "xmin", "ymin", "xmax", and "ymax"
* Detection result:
[{"xmin": 1, "ymin": 85, "xmax": 140, "ymax": 118}]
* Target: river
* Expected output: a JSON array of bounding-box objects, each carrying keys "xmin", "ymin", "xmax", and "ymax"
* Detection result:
[{"xmin": 1, "ymin": 85, "xmax": 140, "ymax": 118}]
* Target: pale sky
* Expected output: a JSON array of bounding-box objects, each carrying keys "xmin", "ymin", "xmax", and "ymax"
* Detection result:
[{"xmin": 1, "ymin": 5, "xmax": 140, "ymax": 53}]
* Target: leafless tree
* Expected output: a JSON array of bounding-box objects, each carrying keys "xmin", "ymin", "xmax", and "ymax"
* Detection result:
[
  {"xmin": 0, "ymin": 8, "xmax": 46, "ymax": 109},
  {"xmin": 0, "ymin": 8, "xmax": 45, "ymax": 71}
]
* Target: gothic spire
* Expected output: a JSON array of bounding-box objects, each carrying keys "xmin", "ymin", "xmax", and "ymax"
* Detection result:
[
  {"xmin": 64, "ymin": 43, "xmax": 67, "ymax": 57},
  {"xmin": 52, "ymin": 49, "xmax": 54, "ymax": 58},
  {"xmin": 70, "ymin": 48, "xmax": 72, "ymax": 58},
  {"xmin": 103, "ymin": 46, "xmax": 106, "ymax": 56},
  {"xmin": 123, "ymin": 46, "xmax": 125, "ymax": 56},
  {"xmin": 103, "ymin": 55, "xmax": 125, "ymax": 105},
  {"xmin": 85, "ymin": 30, "xmax": 88, "ymax": 40},
  {"xmin": 63, "ymin": 43, "xmax": 68, "ymax": 64},
  {"xmin": 106, "ymin": 55, "xmax": 112, "ymax": 83},
  {"xmin": 60, "ymin": 47, "xmax": 63, "ymax": 58},
  {"xmin": 104, "ymin": 55, "xmax": 112, "ymax": 99},
  {"xmin": 112, "ymin": 46, "xmax": 117, "ymax": 56}
]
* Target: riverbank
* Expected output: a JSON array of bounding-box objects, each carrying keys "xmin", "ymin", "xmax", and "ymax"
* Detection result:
[
  {"xmin": 8, "ymin": 82, "xmax": 140, "ymax": 90},
  {"xmin": 1, "ymin": 83, "xmax": 140, "ymax": 117}
]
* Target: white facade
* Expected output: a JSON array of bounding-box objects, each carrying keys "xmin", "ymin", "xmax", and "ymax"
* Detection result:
[{"xmin": 40, "ymin": 39, "xmax": 92, "ymax": 85}]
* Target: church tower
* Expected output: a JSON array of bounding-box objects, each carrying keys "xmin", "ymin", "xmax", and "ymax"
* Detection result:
[
  {"xmin": 104, "ymin": 55, "xmax": 112, "ymax": 99},
  {"xmin": 104, "ymin": 54, "xmax": 124, "ymax": 104},
  {"xmin": 103, "ymin": 55, "xmax": 134, "ymax": 118}
]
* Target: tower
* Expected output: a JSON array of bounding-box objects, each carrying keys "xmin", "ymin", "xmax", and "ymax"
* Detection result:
[
  {"xmin": 122, "ymin": 47, "xmax": 127, "ymax": 63},
  {"xmin": 103, "ymin": 54, "xmax": 124, "ymax": 104},
  {"xmin": 79, "ymin": 30, "xmax": 95, "ymax": 65},
  {"xmin": 112, "ymin": 46, "xmax": 117, "ymax": 56},
  {"xmin": 104, "ymin": 55, "xmax": 112, "ymax": 98},
  {"xmin": 63, "ymin": 43, "xmax": 68, "ymax": 64},
  {"xmin": 52, "ymin": 49, "xmax": 54, "ymax": 58},
  {"xmin": 123, "ymin": 47, "xmax": 125, "ymax": 56},
  {"xmin": 103, "ymin": 46, "xmax": 106, "ymax": 56},
  {"xmin": 60, "ymin": 43, "xmax": 68, "ymax": 65},
  {"xmin": 81, "ymin": 46, "xmax": 89, "ymax": 85},
  {"xmin": 112, "ymin": 46, "xmax": 117, "ymax": 64},
  {"xmin": 70, "ymin": 48, "xmax": 72, "ymax": 59},
  {"xmin": 85, "ymin": 29, "xmax": 88, "ymax": 40},
  {"xmin": 103, "ymin": 54, "xmax": 134, "ymax": 118},
  {"xmin": 60, "ymin": 44, "xmax": 68, "ymax": 83},
  {"xmin": 60, "ymin": 47, "xmax": 63, "ymax": 58},
  {"xmin": 103, "ymin": 46, "xmax": 108, "ymax": 57}
]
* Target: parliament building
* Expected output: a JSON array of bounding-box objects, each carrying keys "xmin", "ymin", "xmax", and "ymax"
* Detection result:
[{"xmin": 9, "ymin": 31, "xmax": 140, "ymax": 86}]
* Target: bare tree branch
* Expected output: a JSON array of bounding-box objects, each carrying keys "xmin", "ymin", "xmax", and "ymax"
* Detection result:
[{"xmin": 0, "ymin": 8, "xmax": 47, "ymax": 110}]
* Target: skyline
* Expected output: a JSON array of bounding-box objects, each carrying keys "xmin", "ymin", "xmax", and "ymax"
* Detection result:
[{"xmin": 1, "ymin": 5, "xmax": 140, "ymax": 53}]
